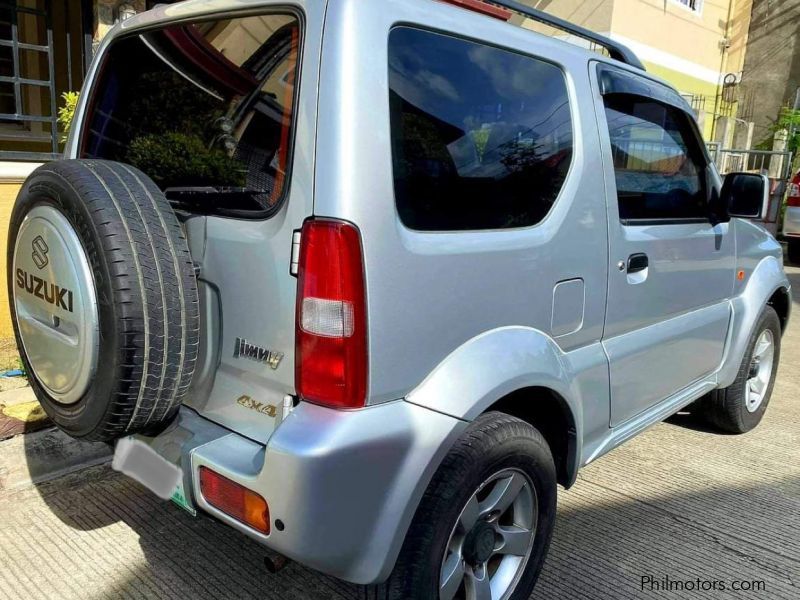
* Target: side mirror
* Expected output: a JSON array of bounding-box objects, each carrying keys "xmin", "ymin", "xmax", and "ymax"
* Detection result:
[{"xmin": 722, "ymin": 172, "xmax": 770, "ymax": 220}]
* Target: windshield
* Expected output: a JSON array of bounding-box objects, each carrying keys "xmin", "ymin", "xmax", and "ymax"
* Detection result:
[{"xmin": 80, "ymin": 13, "xmax": 301, "ymax": 217}]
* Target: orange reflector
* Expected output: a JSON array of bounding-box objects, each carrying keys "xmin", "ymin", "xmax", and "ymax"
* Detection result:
[
  {"xmin": 737, "ymin": 270, "xmax": 745, "ymax": 281},
  {"xmin": 199, "ymin": 467, "xmax": 270, "ymax": 535}
]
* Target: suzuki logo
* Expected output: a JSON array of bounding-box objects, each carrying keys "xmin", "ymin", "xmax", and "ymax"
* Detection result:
[
  {"xmin": 32, "ymin": 236, "xmax": 49, "ymax": 269},
  {"xmin": 16, "ymin": 268, "xmax": 74, "ymax": 312},
  {"xmin": 234, "ymin": 338, "xmax": 284, "ymax": 370}
]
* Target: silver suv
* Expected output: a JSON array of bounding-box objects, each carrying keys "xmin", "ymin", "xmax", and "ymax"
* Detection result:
[{"xmin": 8, "ymin": 1, "xmax": 791, "ymax": 598}]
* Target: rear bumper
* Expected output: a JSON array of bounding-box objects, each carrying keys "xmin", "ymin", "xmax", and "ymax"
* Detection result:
[{"xmin": 136, "ymin": 401, "xmax": 465, "ymax": 584}]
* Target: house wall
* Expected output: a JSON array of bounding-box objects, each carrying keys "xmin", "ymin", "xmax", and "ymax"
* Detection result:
[
  {"xmin": 737, "ymin": 0, "xmax": 800, "ymax": 148},
  {"xmin": 0, "ymin": 0, "xmax": 98, "ymax": 341},
  {"xmin": 0, "ymin": 164, "xmax": 41, "ymax": 338},
  {"xmin": 0, "ymin": 0, "xmax": 83, "ymax": 308},
  {"xmin": 519, "ymin": 0, "xmax": 753, "ymax": 140}
]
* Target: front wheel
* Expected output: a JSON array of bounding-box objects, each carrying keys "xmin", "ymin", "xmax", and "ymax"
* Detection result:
[
  {"xmin": 698, "ymin": 306, "xmax": 781, "ymax": 433},
  {"xmin": 370, "ymin": 412, "xmax": 557, "ymax": 600}
]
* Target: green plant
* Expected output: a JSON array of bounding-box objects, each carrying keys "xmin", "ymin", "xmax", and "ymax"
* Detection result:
[
  {"xmin": 126, "ymin": 132, "xmax": 246, "ymax": 189},
  {"xmin": 125, "ymin": 71, "xmax": 223, "ymax": 141},
  {"xmin": 758, "ymin": 107, "xmax": 800, "ymax": 156},
  {"xmin": 472, "ymin": 127, "xmax": 491, "ymax": 160},
  {"xmin": 57, "ymin": 91, "xmax": 80, "ymax": 143}
]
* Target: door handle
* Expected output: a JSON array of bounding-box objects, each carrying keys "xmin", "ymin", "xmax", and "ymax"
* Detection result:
[{"xmin": 627, "ymin": 253, "xmax": 649, "ymax": 274}]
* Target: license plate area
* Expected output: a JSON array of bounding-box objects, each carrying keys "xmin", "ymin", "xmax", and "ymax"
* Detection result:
[{"xmin": 113, "ymin": 437, "xmax": 196, "ymax": 516}]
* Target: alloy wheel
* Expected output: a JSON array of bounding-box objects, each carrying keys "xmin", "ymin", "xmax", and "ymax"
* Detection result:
[{"xmin": 439, "ymin": 468, "xmax": 538, "ymax": 600}]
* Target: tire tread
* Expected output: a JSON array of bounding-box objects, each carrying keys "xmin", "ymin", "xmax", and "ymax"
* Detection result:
[{"xmin": 8, "ymin": 160, "xmax": 199, "ymax": 441}]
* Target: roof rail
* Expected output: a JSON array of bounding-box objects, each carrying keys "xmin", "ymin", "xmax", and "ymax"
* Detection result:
[{"xmin": 486, "ymin": 0, "xmax": 646, "ymax": 71}]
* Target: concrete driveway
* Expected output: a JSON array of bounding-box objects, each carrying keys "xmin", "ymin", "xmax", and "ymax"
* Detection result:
[{"xmin": 1, "ymin": 269, "xmax": 798, "ymax": 600}]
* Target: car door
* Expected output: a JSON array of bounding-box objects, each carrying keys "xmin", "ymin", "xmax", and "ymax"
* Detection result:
[{"xmin": 592, "ymin": 64, "xmax": 734, "ymax": 427}]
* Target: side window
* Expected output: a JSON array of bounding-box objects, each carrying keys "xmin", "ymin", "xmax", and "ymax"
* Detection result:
[
  {"xmin": 388, "ymin": 27, "xmax": 573, "ymax": 231},
  {"xmin": 602, "ymin": 95, "xmax": 708, "ymax": 222}
]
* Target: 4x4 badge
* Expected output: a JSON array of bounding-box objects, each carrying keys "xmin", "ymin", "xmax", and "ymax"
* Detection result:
[
  {"xmin": 236, "ymin": 395, "xmax": 277, "ymax": 418},
  {"xmin": 234, "ymin": 338, "xmax": 284, "ymax": 370}
]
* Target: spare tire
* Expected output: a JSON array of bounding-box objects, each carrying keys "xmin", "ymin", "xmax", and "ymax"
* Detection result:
[{"xmin": 7, "ymin": 160, "xmax": 199, "ymax": 442}]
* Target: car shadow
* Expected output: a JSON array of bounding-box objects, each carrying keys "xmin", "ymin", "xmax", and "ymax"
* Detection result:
[
  {"xmin": 664, "ymin": 408, "xmax": 729, "ymax": 434},
  {"xmin": 23, "ymin": 437, "xmax": 800, "ymax": 600}
]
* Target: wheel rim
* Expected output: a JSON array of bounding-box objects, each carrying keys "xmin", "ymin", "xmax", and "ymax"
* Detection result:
[
  {"xmin": 439, "ymin": 468, "xmax": 537, "ymax": 600},
  {"xmin": 746, "ymin": 329, "xmax": 775, "ymax": 413},
  {"xmin": 12, "ymin": 205, "xmax": 99, "ymax": 405}
]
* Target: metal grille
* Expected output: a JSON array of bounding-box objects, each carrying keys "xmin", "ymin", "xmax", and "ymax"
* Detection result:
[
  {"xmin": 680, "ymin": 93, "xmax": 706, "ymax": 118},
  {"xmin": 0, "ymin": 0, "xmax": 82, "ymax": 161},
  {"xmin": 710, "ymin": 147, "xmax": 794, "ymax": 180}
]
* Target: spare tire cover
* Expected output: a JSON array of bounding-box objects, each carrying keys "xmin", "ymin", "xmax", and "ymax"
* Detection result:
[{"xmin": 7, "ymin": 160, "xmax": 199, "ymax": 441}]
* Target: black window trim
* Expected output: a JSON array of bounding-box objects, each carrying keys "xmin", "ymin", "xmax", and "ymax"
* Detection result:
[
  {"xmin": 78, "ymin": 6, "xmax": 306, "ymax": 222},
  {"xmin": 387, "ymin": 24, "xmax": 576, "ymax": 234}
]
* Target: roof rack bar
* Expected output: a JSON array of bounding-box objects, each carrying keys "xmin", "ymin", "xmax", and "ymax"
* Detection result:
[{"xmin": 486, "ymin": 0, "xmax": 646, "ymax": 71}]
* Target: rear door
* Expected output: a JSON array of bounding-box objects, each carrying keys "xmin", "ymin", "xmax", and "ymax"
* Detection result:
[
  {"xmin": 77, "ymin": 3, "xmax": 325, "ymax": 443},
  {"xmin": 180, "ymin": 8, "xmax": 320, "ymax": 443},
  {"xmin": 592, "ymin": 64, "xmax": 734, "ymax": 426}
]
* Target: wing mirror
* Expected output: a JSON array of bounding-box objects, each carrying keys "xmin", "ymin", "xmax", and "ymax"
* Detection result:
[{"xmin": 721, "ymin": 172, "xmax": 770, "ymax": 220}]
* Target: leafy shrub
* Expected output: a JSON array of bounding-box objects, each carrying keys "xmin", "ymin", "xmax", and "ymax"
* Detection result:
[
  {"xmin": 127, "ymin": 132, "xmax": 246, "ymax": 189},
  {"xmin": 125, "ymin": 71, "xmax": 223, "ymax": 141},
  {"xmin": 57, "ymin": 91, "xmax": 80, "ymax": 143}
]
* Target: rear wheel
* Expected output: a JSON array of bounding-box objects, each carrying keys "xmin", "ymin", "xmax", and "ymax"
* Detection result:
[
  {"xmin": 697, "ymin": 306, "xmax": 780, "ymax": 434},
  {"xmin": 370, "ymin": 412, "xmax": 557, "ymax": 600},
  {"xmin": 8, "ymin": 160, "xmax": 199, "ymax": 441}
]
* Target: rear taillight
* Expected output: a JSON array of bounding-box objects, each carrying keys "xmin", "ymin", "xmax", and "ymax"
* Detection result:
[
  {"xmin": 199, "ymin": 467, "xmax": 270, "ymax": 534},
  {"xmin": 787, "ymin": 184, "xmax": 800, "ymax": 206},
  {"xmin": 295, "ymin": 219, "xmax": 367, "ymax": 409}
]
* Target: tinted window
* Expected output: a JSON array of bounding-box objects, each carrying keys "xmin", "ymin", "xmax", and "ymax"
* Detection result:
[
  {"xmin": 603, "ymin": 95, "xmax": 707, "ymax": 222},
  {"xmin": 82, "ymin": 14, "xmax": 301, "ymax": 217},
  {"xmin": 388, "ymin": 28, "xmax": 573, "ymax": 231}
]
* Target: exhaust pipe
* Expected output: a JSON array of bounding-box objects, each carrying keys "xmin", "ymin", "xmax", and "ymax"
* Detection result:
[{"xmin": 264, "ymin": 550, "xmax": 291, "ymax": 574}]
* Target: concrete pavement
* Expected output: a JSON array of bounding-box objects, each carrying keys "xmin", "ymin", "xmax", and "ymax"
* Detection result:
[{"xmin": 0, "ymin": 269, "xmax": 798, "ymax": 599}]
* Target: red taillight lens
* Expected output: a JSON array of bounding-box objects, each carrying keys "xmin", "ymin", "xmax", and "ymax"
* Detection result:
[
  {"xmin": 199, "ymin": 467, "xmax": 270, "ymax": 534},
  {"xmin": 296, "ymin": 219, "xmax": 367, "ymax": 409},
  {"xmin": 787, "ymin": 184, "xmax": 800, "ymax": 206}
]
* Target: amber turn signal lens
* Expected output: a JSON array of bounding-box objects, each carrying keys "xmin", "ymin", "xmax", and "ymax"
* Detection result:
[{"xmin": 199, "ymin": 467, "xmax": 270, "ymax": 535}]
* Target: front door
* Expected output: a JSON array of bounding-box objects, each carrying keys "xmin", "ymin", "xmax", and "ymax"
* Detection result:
[{"xmin": 592, "ymin": 65, "xmax": 734, "ymax": 426}]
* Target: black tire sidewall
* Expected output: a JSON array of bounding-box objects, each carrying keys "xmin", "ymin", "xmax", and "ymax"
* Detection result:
[
  {"xmin": 10, "ymin": 170, "xmax": 129, "ymax": 438},
  {"xmin": 388, "ymin": 414, "xmax": 557, "ymax": 599},
  {"xmin": 734, "ymin": 307, "xmax": 781, "ymax": 431}
]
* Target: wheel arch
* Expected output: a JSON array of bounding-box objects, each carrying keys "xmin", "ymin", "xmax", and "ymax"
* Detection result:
[
  {"xmin": 719, "ymin": 255, "xmax": 791, "ymax": 388},
  {"xmin": 405, "ymin": 326, "xmax": 595, "ymax": 489},
  {"xmin": 487, "ymin": 386, "xmax": 578, "ymax": 488},
  {"xmin": 767, "ymin": 285, "xmax": 791, "ymax": 333}
]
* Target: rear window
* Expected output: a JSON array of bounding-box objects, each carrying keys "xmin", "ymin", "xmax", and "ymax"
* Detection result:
[
  {"xmin": 388, "ymin": 27, "xmax": 573, "ymax": 231},
  {"xmin": 81, "ymin": 13, "xmax": 301, "ymax": 218}
]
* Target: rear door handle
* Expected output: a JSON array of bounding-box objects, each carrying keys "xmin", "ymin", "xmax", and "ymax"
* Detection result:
[{"xmin": 627, "ymin": 253, "xmax": 649, "ymax": 273}]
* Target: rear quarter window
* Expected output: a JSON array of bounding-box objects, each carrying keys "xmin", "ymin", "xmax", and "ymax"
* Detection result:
[{"xmin": 388, "ymin": 27, "xmax": 573, "ymax": 231}]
